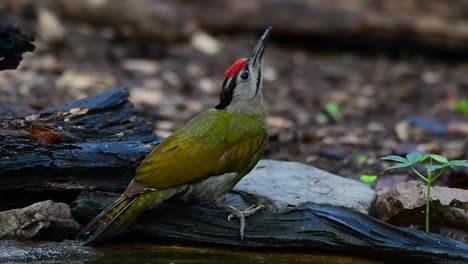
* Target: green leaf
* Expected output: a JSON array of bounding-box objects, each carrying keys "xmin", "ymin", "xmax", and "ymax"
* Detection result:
[
  {"xmin": 381, "ymin": 155, "xmax": 409, "ymax": 164},
  {"xmin": 325, "ymin": 101, "xmax": 340, "ymax": 119},
  {"xmin": 429, "ymin": 154, "xmax": 448, "ymax": 164},
  {"xmin": 455, "ymin": 98, "xmax": 468, "ymax": 114},
  {"xmin": 426, "ymin": 164, "xmax": 446, "ymax": 172},
  {"xmin": 406, "ymin": 152, "xmax": 422, "ymax": 164},
  {"xmin": 383, "ymin": 163, "xmax": 411, "ymax": 171},
  {"xmin": 360, "ymin": 175, "xmax": 378, "ymax": 183},
  {"xmin": 448, "ymin": 160, "xmax": 468, "ymax": 167}
]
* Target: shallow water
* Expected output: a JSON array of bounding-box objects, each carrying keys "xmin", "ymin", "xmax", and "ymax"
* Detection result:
[{"xmin": 0, "ymin": 240, "xmax": 385, "ymax": 264}]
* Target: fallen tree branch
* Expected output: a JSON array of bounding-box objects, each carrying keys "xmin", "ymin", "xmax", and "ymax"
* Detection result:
[
  {"xmin": 72, "ymin": 191, "xmax": 468, "ymax": 264},
  {"xmin": 0, "ymin": 87, "xmax": 159, "ymax": 209}
]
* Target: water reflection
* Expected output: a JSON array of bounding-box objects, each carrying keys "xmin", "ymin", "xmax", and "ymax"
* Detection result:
[{"xmin": 0, "ymin": 240, "xmax": 385, "ymax": 264}]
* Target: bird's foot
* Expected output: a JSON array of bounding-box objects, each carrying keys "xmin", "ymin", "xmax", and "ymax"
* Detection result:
[{"xmin": 226, "ymin": 204, "xmax": 265, "ymax": 240}]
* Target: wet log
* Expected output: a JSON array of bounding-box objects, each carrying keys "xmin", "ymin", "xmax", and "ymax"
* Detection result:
[
  {"xmin": 0, "ymin": 87, "xmax": 159, "ymax": 210},
  {"xmin": 72, "ymin": 191, "xmax": 468, "ymax": 264}
]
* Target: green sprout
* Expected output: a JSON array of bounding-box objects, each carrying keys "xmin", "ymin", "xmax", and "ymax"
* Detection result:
[
  {"xmin": 325, "ymin": 101, "xmax": 340, "ymax": 120},
  {"xmin": 315, "ymin": 101, "xmax": 341, "ymax": 124},
  {"xmin": 456, "ymin": 98, "xmax": 468, "ymax": 114},
  {"xmin": 360, "ymin": 175, "xmax": 377, "ymax": 184},
  {"xmin": 381, "ymin": 153, "xmax": 468, "ymax": 232},
  {"xmin": 357, "ymin": 154, "xmax": 369, "ymax": 163}
]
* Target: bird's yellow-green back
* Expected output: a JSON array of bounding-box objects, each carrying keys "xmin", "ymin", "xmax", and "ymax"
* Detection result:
[{"xmin": 135, "ymin": 109, "xmax": 268, "ymax": 190}]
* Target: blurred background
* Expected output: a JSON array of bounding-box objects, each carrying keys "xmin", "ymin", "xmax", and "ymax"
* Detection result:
[{"xmin": 1, "ymin": 0, "xmax": 467, "ymax": 190}]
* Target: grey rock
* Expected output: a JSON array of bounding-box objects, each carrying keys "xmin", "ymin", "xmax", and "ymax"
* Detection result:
[
  {"xmin": 234, "ymin": 159, "xmax": 376, "ymax": 214},
  {"xmin": 0, "ymin": 200, "xmax": 80, "ymax": 240}
]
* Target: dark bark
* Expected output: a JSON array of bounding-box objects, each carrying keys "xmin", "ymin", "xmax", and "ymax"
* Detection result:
[
  {"xmin": 73, "ymin": 191, "xmax": 468, "ymax": 264},
  {"xmin": 0, "ymin": 24, "xmax": 35, "ymax": 70},
  {"xmin": 0, "ymin": 87, "xmax": 159, "ymax": 210}
]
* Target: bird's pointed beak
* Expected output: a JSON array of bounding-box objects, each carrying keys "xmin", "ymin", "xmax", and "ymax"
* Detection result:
[{"xmin": 248, "ymin": 27, "xmax": 272, "ymax": 68}]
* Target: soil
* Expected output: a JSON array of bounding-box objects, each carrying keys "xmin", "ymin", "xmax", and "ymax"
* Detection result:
[{"xmin": 1, "ymin": 16, "xmax": 467, "ymax": 192}]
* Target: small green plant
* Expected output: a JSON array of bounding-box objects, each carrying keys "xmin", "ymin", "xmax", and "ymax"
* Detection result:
[
  {"xmin": 357, "ymin": 153, "xmax": 369, "ymax": 163},
  {"xmin": 315, "ymin": 101, "xmax": 341, "ymax": 124},
  {"xmin": 325, "ymin": 101, "xmax": 340, "ymax": 120},
  {"xmin": 455, "ymin": 97, "xmax": 468, "ymax": 114},
  {"xmin": 360, "ymin": 174, "xmax": 377, "ymax": 184},
  {"xmin": 381, "ymin": 153, "xmax": 468, "ymax": 232}
]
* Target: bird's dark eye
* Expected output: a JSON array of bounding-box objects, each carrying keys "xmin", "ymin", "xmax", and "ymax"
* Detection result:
[{"xmin": 240, "ymin": 72, "xmax": 249, "ymax": 80}]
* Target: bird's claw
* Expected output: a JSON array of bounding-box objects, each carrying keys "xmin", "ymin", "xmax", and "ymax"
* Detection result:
[
  {"xmin": 226, "ymin": 204, "xmax": 265, "ymax": 240},
  {"xmin": 228, "ymin": 204, "xmax": 265, "ymax": 220}
]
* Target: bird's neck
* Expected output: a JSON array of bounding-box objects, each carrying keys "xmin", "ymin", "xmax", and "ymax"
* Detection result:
[{"xmin": 224, "ymin": 93, "xmax": 267, "ymax": 117}]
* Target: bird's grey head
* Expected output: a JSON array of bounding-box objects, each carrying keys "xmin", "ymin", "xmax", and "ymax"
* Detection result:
[{"xmin": 215, "ymin": 27, "xmax": 272, "ymax": 114}]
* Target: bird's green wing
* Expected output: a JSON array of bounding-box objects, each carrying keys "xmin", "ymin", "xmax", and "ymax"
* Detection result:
[{"xmin": 135, "ymin": 109, "xmax": 267, "ymax": 189}]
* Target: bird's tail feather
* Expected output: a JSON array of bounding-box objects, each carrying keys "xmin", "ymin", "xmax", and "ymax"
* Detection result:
[{"xmin": 78, "ymin": 189, "xmax": 177, "ymax": 246}]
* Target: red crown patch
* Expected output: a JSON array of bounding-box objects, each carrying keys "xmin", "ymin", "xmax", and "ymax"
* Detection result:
[{"xmin": 224, "ymin": 58, "xmax": 247, "ymax": 78}]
